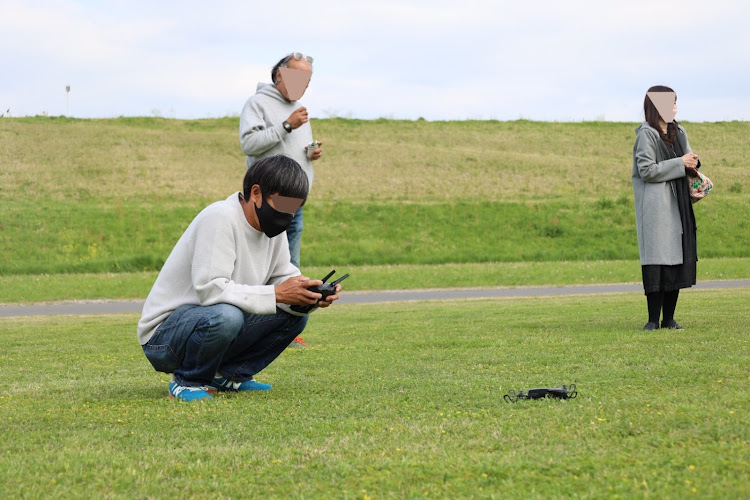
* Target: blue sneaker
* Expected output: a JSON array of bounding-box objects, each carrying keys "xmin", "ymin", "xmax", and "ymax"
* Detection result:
[
  {"xmin": 168, "ymin": 381, "xmax": 212, "ymax": 401},
  {"xmin": 209, "ymin": 375, "xmax": 272, "ymax": 392}
]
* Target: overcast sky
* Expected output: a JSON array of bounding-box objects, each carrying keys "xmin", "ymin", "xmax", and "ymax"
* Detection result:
[{"xmin": 2, "ymin": 0, "xmax": 749, "ymax": 121}]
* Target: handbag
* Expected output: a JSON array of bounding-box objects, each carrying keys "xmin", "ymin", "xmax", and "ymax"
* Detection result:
[{"xmin": 688, "ymin": 170, "xmax": 713, "ymax": 203}]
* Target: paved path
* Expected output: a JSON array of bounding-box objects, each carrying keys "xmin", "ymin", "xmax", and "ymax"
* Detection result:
[{"xmin": 2, "ymin": 279, "xmax": 748, "ymax": 318}]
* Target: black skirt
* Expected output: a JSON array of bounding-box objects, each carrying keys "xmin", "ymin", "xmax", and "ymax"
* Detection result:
[{"xmin": 641, "ymin": 141, "xmax": 697, "ymax": 294}]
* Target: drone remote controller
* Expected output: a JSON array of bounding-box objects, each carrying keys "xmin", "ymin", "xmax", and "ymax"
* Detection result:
[{"xmin": 290, "ymin": 270, "xmax": 349, "ymax": 314}]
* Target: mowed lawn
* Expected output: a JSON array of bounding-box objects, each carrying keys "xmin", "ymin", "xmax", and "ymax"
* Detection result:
[{"xmin": 1, "ymin": 289, "xmax": 748, "ymax": 498}]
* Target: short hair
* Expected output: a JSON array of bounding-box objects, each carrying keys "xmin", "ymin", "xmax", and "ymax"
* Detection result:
[
  {"xmin": 271, "ymin": 53, "xmax": 314, "ymax": 84},
  {"xmin": 271, "ymin": 55, "xmax": 293, "ymax": 84},
  {"xmin": 243, "ymin": 155, "xmax": 309, "ymax": 203}
]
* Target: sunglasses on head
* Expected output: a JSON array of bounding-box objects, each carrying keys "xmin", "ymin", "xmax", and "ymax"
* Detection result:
[{"xmin": 291, "ymin": 52, "xmax": 314, "ymax": 65}]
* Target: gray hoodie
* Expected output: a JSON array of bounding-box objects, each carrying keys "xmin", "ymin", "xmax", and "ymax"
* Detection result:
[{"xmin": 239, "ymin": 83, "xmax": 314, "ymax": 191}]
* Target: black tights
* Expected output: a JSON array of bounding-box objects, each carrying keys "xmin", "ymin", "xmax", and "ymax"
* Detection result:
[{"xmin": 646, "ymin": 290, "xmax": 680, "ymax": 324}]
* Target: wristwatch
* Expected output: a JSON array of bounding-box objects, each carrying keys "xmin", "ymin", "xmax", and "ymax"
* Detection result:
[{"xmin": 282, "ymin": 121, "xmax": 292, "ymax": 133}]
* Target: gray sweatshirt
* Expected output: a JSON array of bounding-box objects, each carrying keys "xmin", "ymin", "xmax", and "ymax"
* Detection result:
[
  {"xmin": 137, "ymin": 193, "xmax": 306, "ymax": 345},
  {"xmin": 239, "ymin": 83, "xmax": 315, "ymax": 191}
]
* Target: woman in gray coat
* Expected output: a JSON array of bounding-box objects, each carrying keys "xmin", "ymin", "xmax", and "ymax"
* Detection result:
[{"xmin": 632, "ymin": 85, "xmax": 701, "ymax": 331}]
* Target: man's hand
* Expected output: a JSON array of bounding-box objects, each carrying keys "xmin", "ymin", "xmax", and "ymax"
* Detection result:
[
  {"xmin": 275, "ymin": 276, "xmax": 322, "ymax": 305},
  {"xmin": 286, "ymin": 107, "xmax": 308, "ymax": 129},
  {"xmin": 306, "ymin": 140, "xmax": 323, "ymax": 161},
  {"xmin": 316, "ymin": 283, "xmax": 341, "ymax": 308}
]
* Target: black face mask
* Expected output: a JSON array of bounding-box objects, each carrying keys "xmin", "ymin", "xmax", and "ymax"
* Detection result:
[{"xmin": 255, "ymin": 196, "xmax": 294, "ymax": 238}]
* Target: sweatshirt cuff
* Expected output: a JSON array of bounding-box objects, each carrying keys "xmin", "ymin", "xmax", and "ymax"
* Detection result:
[{"xmin": 255, "ymin": 286, "xmax": 278, "ymax": 314}]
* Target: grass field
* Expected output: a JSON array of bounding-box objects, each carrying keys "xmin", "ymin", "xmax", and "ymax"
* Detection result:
[
  {"xmin": 1, "ymin": 117, "xmax": 748, "ymax": 274},
  {"xmin": 1, "ymin": 290, "xmax": 748, "ymax": 498},
  {"xmin": 1, "ymin": 117, "xmax": 749, "ymax": 498}
]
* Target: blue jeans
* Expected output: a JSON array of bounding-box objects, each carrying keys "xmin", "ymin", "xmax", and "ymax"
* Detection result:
[
  {"xmin": 286, "ymin": 207, "xmax": 303, "ymax": 269},
  {"xmin": 142, "ymin": 303, "xmax": 307, "ymax": 387}
]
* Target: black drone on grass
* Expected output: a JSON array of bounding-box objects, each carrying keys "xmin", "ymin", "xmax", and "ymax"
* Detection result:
[{"xmin": 503, "ymin": 384, "xmax": 577, "ymax": 403}]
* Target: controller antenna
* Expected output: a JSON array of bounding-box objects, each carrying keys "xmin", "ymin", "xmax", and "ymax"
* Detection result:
[{"xmin": 331, "ymin": 273, "xmax": 350, "ymax": 286}]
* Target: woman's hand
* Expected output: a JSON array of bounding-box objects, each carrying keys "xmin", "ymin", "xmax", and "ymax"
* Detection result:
[{"xmin": 682, "ymin": 153, "xmax": 699, "ymax": 169}]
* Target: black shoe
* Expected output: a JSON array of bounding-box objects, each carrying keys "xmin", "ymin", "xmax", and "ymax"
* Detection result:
[
  {"xmin": 661, "ymin": 319, "xmax": 684, "ymax": 330},
  {"xmin": 642, "ymin": 322, "xmax": 659, "ymax": 331}
]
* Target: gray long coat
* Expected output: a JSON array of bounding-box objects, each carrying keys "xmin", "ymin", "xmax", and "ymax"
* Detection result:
[{"xmin": 631, "ymin": 122, "xmax": 693, "ymax": 265}]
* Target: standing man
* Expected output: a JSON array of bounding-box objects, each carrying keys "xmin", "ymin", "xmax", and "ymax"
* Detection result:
[
  {"xmin": 137, "ymin": 155, "xmax": 341, "ymax": 401},
  {"xmin": 240, "ymin": 52, "xmax": 322, "ymax": 347}
]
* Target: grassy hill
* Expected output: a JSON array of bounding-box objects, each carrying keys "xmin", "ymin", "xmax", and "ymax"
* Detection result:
[{"xmin": 0, "ymin": 116, "xmax": 748, "ymax": 274}]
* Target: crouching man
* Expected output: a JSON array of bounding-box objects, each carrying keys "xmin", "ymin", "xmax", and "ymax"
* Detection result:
[{"xmin": 137, "ymin": 155, "xmax": 340, "ymax": 401}]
